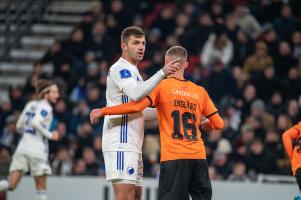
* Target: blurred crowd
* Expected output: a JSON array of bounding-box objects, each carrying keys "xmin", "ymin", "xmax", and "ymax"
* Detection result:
[{"xmin": 1, "ymin": 0, "xmax": 301, "ymax": 181}]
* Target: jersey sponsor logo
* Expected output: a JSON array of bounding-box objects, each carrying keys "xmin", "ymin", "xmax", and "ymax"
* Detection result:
[
  {"xmin": 127, "ymin": 166, "xmax": 135, "ymax": 175},
  {"xmin": 40, "ymin": 110, "xmax": 48, "ymax": 118},
  {"xmin": 119, "ymin": 69, "xmax": 132, "ymax": 79}
]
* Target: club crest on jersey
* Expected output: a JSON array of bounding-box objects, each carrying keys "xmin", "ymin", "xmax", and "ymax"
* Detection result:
[
  {"xmin": 119, "ymin": 69, "xmax": 132, "ymax": 79},
  {"xmin": 40, "ymin": 110, "xmax": 48, "ymax": 118},
  {"xmin": 127, "ymin": 166, "xmax": 135, "ymax": 175}
]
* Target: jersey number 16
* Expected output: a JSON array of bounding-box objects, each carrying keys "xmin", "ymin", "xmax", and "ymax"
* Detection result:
[{"xmin": 171, "ymin": 110, "xmax": 197, "ymax": 141}]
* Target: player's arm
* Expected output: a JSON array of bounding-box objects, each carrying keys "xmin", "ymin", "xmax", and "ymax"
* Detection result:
[
  {"xmin": 119, "ymin": 59, "xmax": 179, "ymax": 101},
  {"xmin": 201, "ymin": 88, "xmax": 224, "ymax": 131},
  {"xmin": 201, "ymin": 112, "xmax": 224, "ymax": 131},
  {"xmin": 90, "ymin": 97, "xmax": 151, "ymax": 124},
  {"xmin": 282, "ymin": 123, "xmax": 301, "ymax": 160},
  {"xmin": 31, "ymin": 107, "xmax": 59, "ymax": 141},
  {"xmin": 16, "ymin": 110, "xmax": 26, "ymax": 132}
]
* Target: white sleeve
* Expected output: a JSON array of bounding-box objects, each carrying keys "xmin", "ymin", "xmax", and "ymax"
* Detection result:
[
  {"xmin": 31, "ymin": 105, "xmax": 53, "ymax": 139},
  {"xmin": 111, "ymin": 66, "xmax": 165, "ymax": 101},
  {"xmin": 16, "ymin": 111, "xmax": 25, "ymax": 133},
  {"xmin": 143, "ymin": 107, "xmax": 157, "ymax": 121}
]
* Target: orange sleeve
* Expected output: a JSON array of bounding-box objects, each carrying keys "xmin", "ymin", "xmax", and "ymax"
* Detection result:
[
  {"xmin": 146, "ymin": 84, "xmax": 160, "ymax": 107},
  {"xmin": 202, "ymin": 88, "xmax": 218, "ymax": 117},
  {"xmin": 101, "ymin": 97, "xmax": 151, "ymax": 115},
  {"xmin": 208, "ymin": 113, "xmax": 224, "ymax": 130},
  {"xmin": 282, "ymin": 123, "xmax": 301, "ymax": 160}
]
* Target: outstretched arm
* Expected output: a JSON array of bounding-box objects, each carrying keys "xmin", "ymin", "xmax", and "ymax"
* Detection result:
[
  {"xmin": 90, "ymin": 97, "xmax": 151, "ymax": 124},
  {"xmin": 282, "ymin": 125, "xmax": 300, "ymax": 160}
]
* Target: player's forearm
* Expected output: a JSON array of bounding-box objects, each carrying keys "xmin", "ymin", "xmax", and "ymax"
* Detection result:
[
  {"xmin": 31, "ymin": 120, "xmax": 52, "ymax": 139},
  {"xmin": 208, "ymin": 113, "xmax": 224, "ymax": 130},
  {"xmin": 16, "ymin": 113, "xmax": 25, "ymax": 132},
  {"xmin": 282, "ymin": 127, "xmax": 298, "ymax": 159},
  {"xmin": 102, "ymin": 98, "xmax": 150, "ymax": 116},
  {"xmin": 122, "ymin": 70, "xmax": 164, "ymax": 101}
]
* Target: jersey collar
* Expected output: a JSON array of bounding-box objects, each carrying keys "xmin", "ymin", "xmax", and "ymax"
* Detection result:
[
  {"xmin": 168, "ymin": 77, "xmax": 188, "ymax": 82},
  {"xmin": 119, "ymin": 57, "xmax": 137, "ymax": 68}
]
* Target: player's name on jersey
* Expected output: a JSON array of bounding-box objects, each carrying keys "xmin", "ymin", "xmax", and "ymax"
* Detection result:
[
  {"xmin": 174, "ymin": 99, "xmax": 197, "ymax": 111},
  {"xmin": 171, "ymin": 89, "xmax": 199, "ymax": 99}
]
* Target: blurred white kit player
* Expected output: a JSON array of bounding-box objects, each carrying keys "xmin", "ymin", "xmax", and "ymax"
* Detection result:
[{"xmin": 0, "ymin": 80, "xmax": 60, "ymax": 200}]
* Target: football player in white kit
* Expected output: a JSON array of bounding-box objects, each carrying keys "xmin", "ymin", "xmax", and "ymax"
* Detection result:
[
  {"xmin": 0, "ymin": 79, "xmax": 60, "ymax": 200},
  {"xmin": 90, "ymin": 26, "xmax": 179, "ymax": 200}
]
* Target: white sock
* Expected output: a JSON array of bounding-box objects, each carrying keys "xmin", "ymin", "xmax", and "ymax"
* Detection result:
[
  {"xmin": 0, "ymin": 180, "xmax": 9, "ymax": 192},
  {"xmin": 36, "ymin": 190, "xmax": 47, "ymax": 200}
]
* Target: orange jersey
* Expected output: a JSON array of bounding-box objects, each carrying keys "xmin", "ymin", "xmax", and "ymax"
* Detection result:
[
  {"xmin": 282, "ymin": 122, "xmax": 301, "ymax": 176},
  {"xmin": 147, "ymin": 78, "xmax": 218, "ymax": 162}
]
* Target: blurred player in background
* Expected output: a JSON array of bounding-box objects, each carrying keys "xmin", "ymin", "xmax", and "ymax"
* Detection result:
[
  {"xmin": 91, "ymin": 46, "xmax": 224, "ymax": 200},
  {"xmin": 0, "ymin": 79, "xmax": 60, "ymax": 200},
  {"xmin": 90, "ymin": 26, "xmax": 179, "ymax": 200},
  {"xmin": 282, "ymin": 121, "xmax": 301, "ymax": 199}
]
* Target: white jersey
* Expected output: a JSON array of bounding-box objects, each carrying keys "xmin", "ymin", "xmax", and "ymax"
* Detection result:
[
  {"xmin": 102, "ymin": 57, "xmax": 144, "ymax": 153},
  {"xmin": 15, "ymin": 99, "xmax": 53, "ymax": 158}
]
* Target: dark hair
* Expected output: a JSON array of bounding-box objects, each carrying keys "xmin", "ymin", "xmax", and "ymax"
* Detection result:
[{"xmin": 121, "ymin": 26, "xmax": 145, "ymax": 43}]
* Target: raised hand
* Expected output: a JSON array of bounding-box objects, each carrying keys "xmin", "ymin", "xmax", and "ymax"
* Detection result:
[{"xmin": 162, "ymin": 58, "xmax": 180, "ymax": 76}]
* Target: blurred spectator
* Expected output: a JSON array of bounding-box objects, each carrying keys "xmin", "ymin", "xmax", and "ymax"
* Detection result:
[
  {"xmin": 69, "ymin": 101, "xmax": 90, "ymax": 134},
  {"xmin": 52, "ymin": 147, "xmax": 72, "ymax": 176},
  {"xmin": 234, "ymin": 6, "xmax": 262, "ymax": 39},
  {"xmin": 246, "ymin": 139, "xmax": 279, "ymax": 174},
  {"xmin": 254, "ymin": 65, "xmax": 280, "ymax": 101},
  {"xmin": 201, "ymin": 26, "xmax": 233, "ymax": 68},
  {"xmin": 274, "ymin": 4, "xmax": 298, "ymax": 41},
  {"xmin": 0, "ymin": 115, "xmax": 19, "ymax": 151},
  {"xmin": 274, "ymin": 41, "xmax": 298, "ymax": 79},
  {"xmin": 207, "ymin": 59, "xmax": 238, "ymax": 104},
  {"xmin": 287, "ymin": 99, "xmax": 301, "ymax": 124},
  {"xmin": 292, "ymin": 31, "xmax": 301, "ymax": 59},
  {"xmin": 281, "ymin": 67, "xmax": 301, "ymax": 100},
  {"xmin": 277, "ymin": 114, "xmax": 293, "ymax": 134},
  {"xmin": 232, "ymin": 30, "xmax": 253, "ymax": 66},
  {"xmin": 151, "ymin": 6, "xmax": 175, "ymax": 40},
  {"xmin": 228, "ymin": 161, "xmax": 249, "ymax": 181},
  {"xmin": 73, "ymin": 159, "xmax": 87, "ymax": 176},
  {"xmin": 208, "ymin": 166, "xmax": 222, "ymax": 181},
  {"xmin": 212, "ymin": 151, "xmax": 232, "ymax": 179},
  {"xmin": 243, "ymin": 41, "xmax": 273, "ymax": 80},
  {"xmin": 266, "ymin": 91, "xmax": 285, "ymax": 118},
  {"xmin": 82, "ymin": 147, "xmax": 99, "ymax": 175},
  {"xmin": 9, "ymin": 85, "xmax": 25, "ymax": 112},
  {"xmin": 250, "ymin": 99, "xmax": 275, "ymax": 130},
  {"xmin": 263, "ymin": 26, "xmax": 279, "ymax": 58}
]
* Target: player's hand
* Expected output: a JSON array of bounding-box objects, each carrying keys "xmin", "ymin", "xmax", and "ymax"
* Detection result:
[
  {"xmin": 162, "ymin": 58, "xmax": 180, "ymax": 76},
  {"xmin": 90, "ymin": 108, "xmax": 104, "ymax": 124},
  {"xmin": 200, "ymin": 119, "xmax": 212, "ymax": 132},
  {"xmin": 51, "ymin": 131, "xmax": 60, "ymax": 141}
]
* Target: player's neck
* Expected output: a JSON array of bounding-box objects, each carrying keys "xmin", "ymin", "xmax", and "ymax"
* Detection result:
[
  {"xmin": 168, "ymin": 71, "xmax": 185, "ymax": 80},
  {"xmin": 121, "ymin": 54, "xmax": 138, "ymax": 66}
]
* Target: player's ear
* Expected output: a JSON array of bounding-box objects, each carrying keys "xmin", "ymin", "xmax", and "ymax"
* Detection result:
[
  {"xmin": 121, "ymin": 42, "xmax": 126, "ymax": 51},
  {"xmin": 184, "ymin": 61, "xmax": 189, "ymax": 69}
]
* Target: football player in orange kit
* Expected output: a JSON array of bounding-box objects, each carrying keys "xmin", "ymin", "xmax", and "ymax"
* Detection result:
[
  {"xmin": 91, "ymin": 46, "xmax": 224, "ymax": 200},
  {"xmin": 282, "ymin": 121, "xmax": 301, "ymax": 195}
]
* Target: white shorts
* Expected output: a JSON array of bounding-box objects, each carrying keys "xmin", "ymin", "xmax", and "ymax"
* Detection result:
[
  {"xmin": 103, "ymin": 151, "xmax": 143, "ymax": 186},
  {"xmin": 9, "ymin": 153, "xmax": 52, "ymax": 176}
]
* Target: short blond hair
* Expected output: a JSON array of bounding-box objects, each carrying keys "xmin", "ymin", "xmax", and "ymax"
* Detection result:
[{"xmin": 165, "ymin": 46, "xmax": 187, "ymax": 61}]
